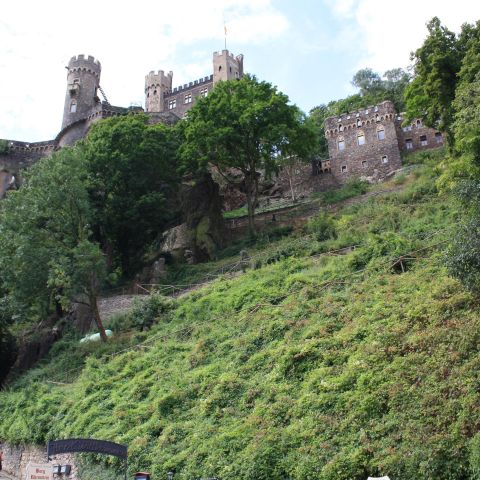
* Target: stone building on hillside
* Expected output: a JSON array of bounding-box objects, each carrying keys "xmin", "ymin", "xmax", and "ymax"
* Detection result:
[
  {"xmin": 0, "ymin": 49, "xmax": 244, "ymax": 197},
  {"xmin": 322, "ymin": 100, "xmax": 444, "ymax": 184}
]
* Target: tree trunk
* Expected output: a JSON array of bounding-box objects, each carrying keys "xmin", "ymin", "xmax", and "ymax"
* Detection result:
[
  {"xmin": 287, "ymin": 166, "xmax": 296, "ymax": 202},
  {"xmin": 245, "ymin": 170, "xmax": 257, "ymax": 237},
  {"xmin": 90, "ymin": 293, "xmax": 108, "ymax": 342}
]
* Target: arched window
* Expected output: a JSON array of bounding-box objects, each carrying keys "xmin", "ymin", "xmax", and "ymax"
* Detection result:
[
  {"xmin": 357, "ymin": 131, "xmax": 365, "ymax": 146},
  {"xmin": 382, "ymin": 155, "xmax": 388, "ymax": 164},
  {"xmin": 338, "ymin": 136, "xmax": 345, "ymax": 151},
  {"xmin": 70, "ymin": 100, "xmax": 77, "ymax": 113},
  {"xmin": 357, "ymin": 118, "xmax": 361, "ymax": 127},
  {"xmin": 377, "ymin": 125, "xmax": 385, "ymax": 140}
]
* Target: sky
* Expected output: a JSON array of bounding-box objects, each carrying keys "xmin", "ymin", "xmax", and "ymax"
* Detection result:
[{"xmin": 1, "ymin": 0, "xmax": 480, "ymax": 142}]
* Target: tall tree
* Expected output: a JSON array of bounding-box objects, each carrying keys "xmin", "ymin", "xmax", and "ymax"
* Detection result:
[
  {"xmin": 404, "ymin": 17, "xmax": 461, "ymax": 144},
  {"xmin": 0, "ymin": 149, "xmax": 108, "ymax": 340},
  {"xmin": 181, "ymin": 75, "xmax": 315, "ymax": 235},
  {"xmin": 81, "ymin": 114, "xmax": 181, "ymax": 275}
]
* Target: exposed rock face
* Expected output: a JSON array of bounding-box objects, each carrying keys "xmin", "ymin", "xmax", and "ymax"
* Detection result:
[
  {"xmin": 160, "ymin": 222, "xmax": 190, "ymax": 260},
  {"xmin": 181, "ymin": 173, "xmax": 225, "ymax": 261}
]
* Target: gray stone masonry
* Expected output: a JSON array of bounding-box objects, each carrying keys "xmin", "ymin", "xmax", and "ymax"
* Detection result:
[{"xmin": 325, "ymin": 100, "xmax": 443, "ymax": 183}]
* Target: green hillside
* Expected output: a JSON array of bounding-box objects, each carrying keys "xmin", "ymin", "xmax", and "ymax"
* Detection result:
[{"xmin": 1, "ymin": 151, "xmax": 480, "ymax": 480}]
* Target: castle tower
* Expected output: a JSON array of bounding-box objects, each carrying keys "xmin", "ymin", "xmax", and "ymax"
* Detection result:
[
  {"xmin": 61, "ymin": 55, "xmax": 101, "ymax": 130},
  {"xmin": 213, "ymin": 50, "xmax": 244, "ymax": 84},
  {"xmin": 145, "ymin": 70, "xmax": 173, "ymax": 113}
]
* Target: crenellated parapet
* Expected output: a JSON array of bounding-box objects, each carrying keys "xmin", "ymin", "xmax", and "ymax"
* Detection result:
[{"xmin": 67, "ymin": 54, "xmax": 101, "ymax": 77}]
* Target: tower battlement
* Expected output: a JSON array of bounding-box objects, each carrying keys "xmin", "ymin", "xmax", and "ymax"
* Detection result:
[{"xmin": 67, "ymin": 55, "xmax": 101, "ymax": 77}]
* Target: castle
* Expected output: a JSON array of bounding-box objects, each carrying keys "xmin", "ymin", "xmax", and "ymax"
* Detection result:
[
  {"xmin": 0, "ymin": 50, "xmax": 442, "ymax": 199},
  {"xmin": 0, "ymin": 50, "xmax": 244, "ymax": 197}
]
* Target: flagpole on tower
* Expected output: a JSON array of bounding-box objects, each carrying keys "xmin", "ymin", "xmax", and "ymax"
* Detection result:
[{"xmin": 224, "ymin": 19, "xmax": 227, "ymax": 50}]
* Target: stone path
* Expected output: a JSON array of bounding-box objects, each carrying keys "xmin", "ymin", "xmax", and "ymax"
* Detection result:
[{"xmin": 97, "ymin": 294, "xmax": 147, "ymax": 323}]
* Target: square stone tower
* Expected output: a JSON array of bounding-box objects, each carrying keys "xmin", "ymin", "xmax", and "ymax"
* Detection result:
[{"xmin": 213, "ymin": 50, "xmax": 244, "ymax": 84}]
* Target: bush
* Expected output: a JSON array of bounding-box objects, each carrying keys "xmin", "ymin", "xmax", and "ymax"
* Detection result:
[
  {"xmin": 305, "ymin": 212, "xmax": 337, "ymax": 241},
  {"xmin": 320, "ymin": 178, "xmax": 369, "ymax": 205}
]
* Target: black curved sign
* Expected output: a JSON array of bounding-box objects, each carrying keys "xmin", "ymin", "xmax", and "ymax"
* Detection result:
[{"xmin": 47, "ymin": 439, "xmax": 127, "ymax": 459}]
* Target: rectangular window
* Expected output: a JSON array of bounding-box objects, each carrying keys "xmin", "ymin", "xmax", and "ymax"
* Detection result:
[
  {"xmin": 338, "ymin": 140, "xmax": 345, "ymax": 151},
  {"xmin": 168, "ymin": 99, "xmax": 176, "ymax": 109},
  {"xmin": 199, "ymin": 87, "xmax": 208, "ymax": 97},
  {"xmin": 341, "ymin": 165, "xmax": 347, "ymax": 173},
  {"xmin": 435, "ymin": 132, "xmax": 443, "ymax": 144},
  {"xmin": 382, "ymin": 155, "xmax": 388, "ymax": 164},
  {"xmin": 362, "ymin": 160, "xmax": 367, "ymax": 168},
  {"xmin": 405, "ymin": 139, "xmax": 413, "ymax": 150},
  {"xmin": 377, "ymin": 129, "xmax": 385, "ymax": 140},
  {"xmin": 403, "ymin": 125, "xmax": 412, "ymax": 132},
  {"xmin": 184, "ymin": 93, "xmax": 192, "ymax": 104},
  {"xmin": 420, "ymin": 135, "xmax": 428, "ymax": 146},
  {"xmin": 357, "ymin": 133, "xmax": 365, "ymax": 146}
]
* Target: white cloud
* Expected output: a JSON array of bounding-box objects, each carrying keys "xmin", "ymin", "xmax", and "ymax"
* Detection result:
[
  {"xmin": 324, "ymin": 0, "xmax": 480, "ymax": 73},
  {"xmin": 0, "ymin": 0, "xmax": 289, "ymax": 141}
]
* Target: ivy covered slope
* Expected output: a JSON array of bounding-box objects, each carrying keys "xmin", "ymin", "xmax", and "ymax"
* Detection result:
[{"xmin": 1, "ymin": 153, "xmax": 480, "ymax": 480}]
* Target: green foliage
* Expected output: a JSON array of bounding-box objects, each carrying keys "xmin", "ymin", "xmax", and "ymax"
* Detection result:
[
  {"xmin": 403, "ymin": 17, "xmax": 480, "ymax": 144},
  {"xmin": 0, "ymin": 148, "xmax": 105, "ymax": 324},
  {"xmin": 82, "ymin": 114, "xmax": 181, "ymax": 275},
  {"xmin": 0, "ymin": 139, "xmax": 9, "ymax": 155},
  {"xmin": 305, "ymin": 212, "xmax": 337, "ymax": 241},
  {"xmin": 2, "ymin": 158, "xmax": 475, "ymax": 480},
  {"xmin": 318, "ymin": 178, "xmax": 369, "ymax": 205},
  {"xmin": 181, "ymin": 75, "xmax": 316, "ymax": 234}
]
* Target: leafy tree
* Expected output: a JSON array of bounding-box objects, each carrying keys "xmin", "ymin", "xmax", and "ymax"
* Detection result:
[
  {"xmin": 351, "ymin": 68, "xmax": 383, "ymax": 97},
  {"xmin": 309, "ymin": 104, "xmax": 330, "ymax": 160},
  {"xmin": 81, "ymin": 114, "xmax": 181, "ymax": 275},
  {"xmin": 181, "ymin": 75, "xmax": 315, "ymax": 235},
  {"xmin": 404, "ymin": 17, "xmax": 462, "ymax": 144},
  {"xmin": 0, "ymin": 149, "xmax": 109, "ymax": 340}
]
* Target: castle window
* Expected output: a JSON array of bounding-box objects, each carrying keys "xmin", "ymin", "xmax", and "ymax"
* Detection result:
[
  {"xmin": 362, "ymin": 160, "xmax": 367, "ymax": 168},
  {"xmin": 416, "ymin": 119, "xmax": 422, "ymax": 127},
  {"xmin": 405, "ymin": 139, "xmax": 413, "ymax": 149},
  {"xmin": 403, "ymin": 125, "xmax": 412, "ymax": 132},
  {"xmin": 219, "ymin": 66, "xmax": 222, "ymax": 71},
  {"xmin": 184, "ymin": 93, "xmax": 192, "ymax": 104},
  {"xmin": 435, "ymin": 132, "xmax": 443, "ymax": 143},
  {"xmin": 70, "ymin": 100, "xmax": 77, "ymax": 113},
  {"xmin": 420, "ymin": 135, "xmax": 428, "ymax": 146},
  {"xmin": 357, "ymin": 118, "xmax": 361, "ymax": 127},
  {"xmin": 375, "ymin": 113, "xmax": 380, "ymax": 122},
  {"xmin": 338, "ymin": 136, "xmax": 345, "ymax": 151},
  {"xmin": 374, "ymin": 106, "xmax": 378, "ymax": 112},
  {"xmin": 357, "ymin": 132, "xmax": 365, "ymax": 146},
  {"xmin": 382, "ymin": 155, "xmax": 388, "ymax": 164},
  {"xmin": 168, "ymin": 99, "xmax": 176, "ymax": 109},
  {"xmin": 153, "ymin": 90, "xmax": 157, "ymax": 95},
  {"xmin": 73, "ymin": 79, "xmax": 79, "ymax": 84},
  {"xmin": 377, "ymin": 126, "xmax": 385, "ymax": 140},
  {"xmin": 365, "ymin": 109, "xmax": 369, "ymax": 114},
  {"xmin": 339, "ymin": 125, "xmax": 343, "ymax": 132},
  {"xmin": 199, "ymin": 87, "xmax": 208, "ymax": 97},
  {"xmin": 341, "ymin": 165, "xmax": 347, "ymax": 173}
]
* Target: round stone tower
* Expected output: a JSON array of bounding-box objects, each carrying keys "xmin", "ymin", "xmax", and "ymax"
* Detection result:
[
  {"xmin": 61, "ymin": 55, "xmax": 101, "ymax": 130},
  {"xmin": 145, "ymin": 70, "xmax": 173, "ymax": 113}
]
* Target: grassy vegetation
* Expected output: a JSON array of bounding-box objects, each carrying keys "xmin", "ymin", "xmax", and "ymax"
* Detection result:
[{"xmin": 2, "ymin": 151, "xmax": 480, "ymax": 480}]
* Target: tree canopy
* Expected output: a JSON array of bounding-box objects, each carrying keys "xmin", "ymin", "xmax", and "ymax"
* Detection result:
[
  {"xmin": 81, "ymin": 114, "xmax": 181, "ymax": 275},
  {"xmin": 181, "ymin": 75, "xmax": 316, "ymax": 235}
]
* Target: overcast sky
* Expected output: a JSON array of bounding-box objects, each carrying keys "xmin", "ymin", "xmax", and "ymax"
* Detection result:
[{"xmin": 1, "ymin": 0, "xmax": 480, "ymax": 142}]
